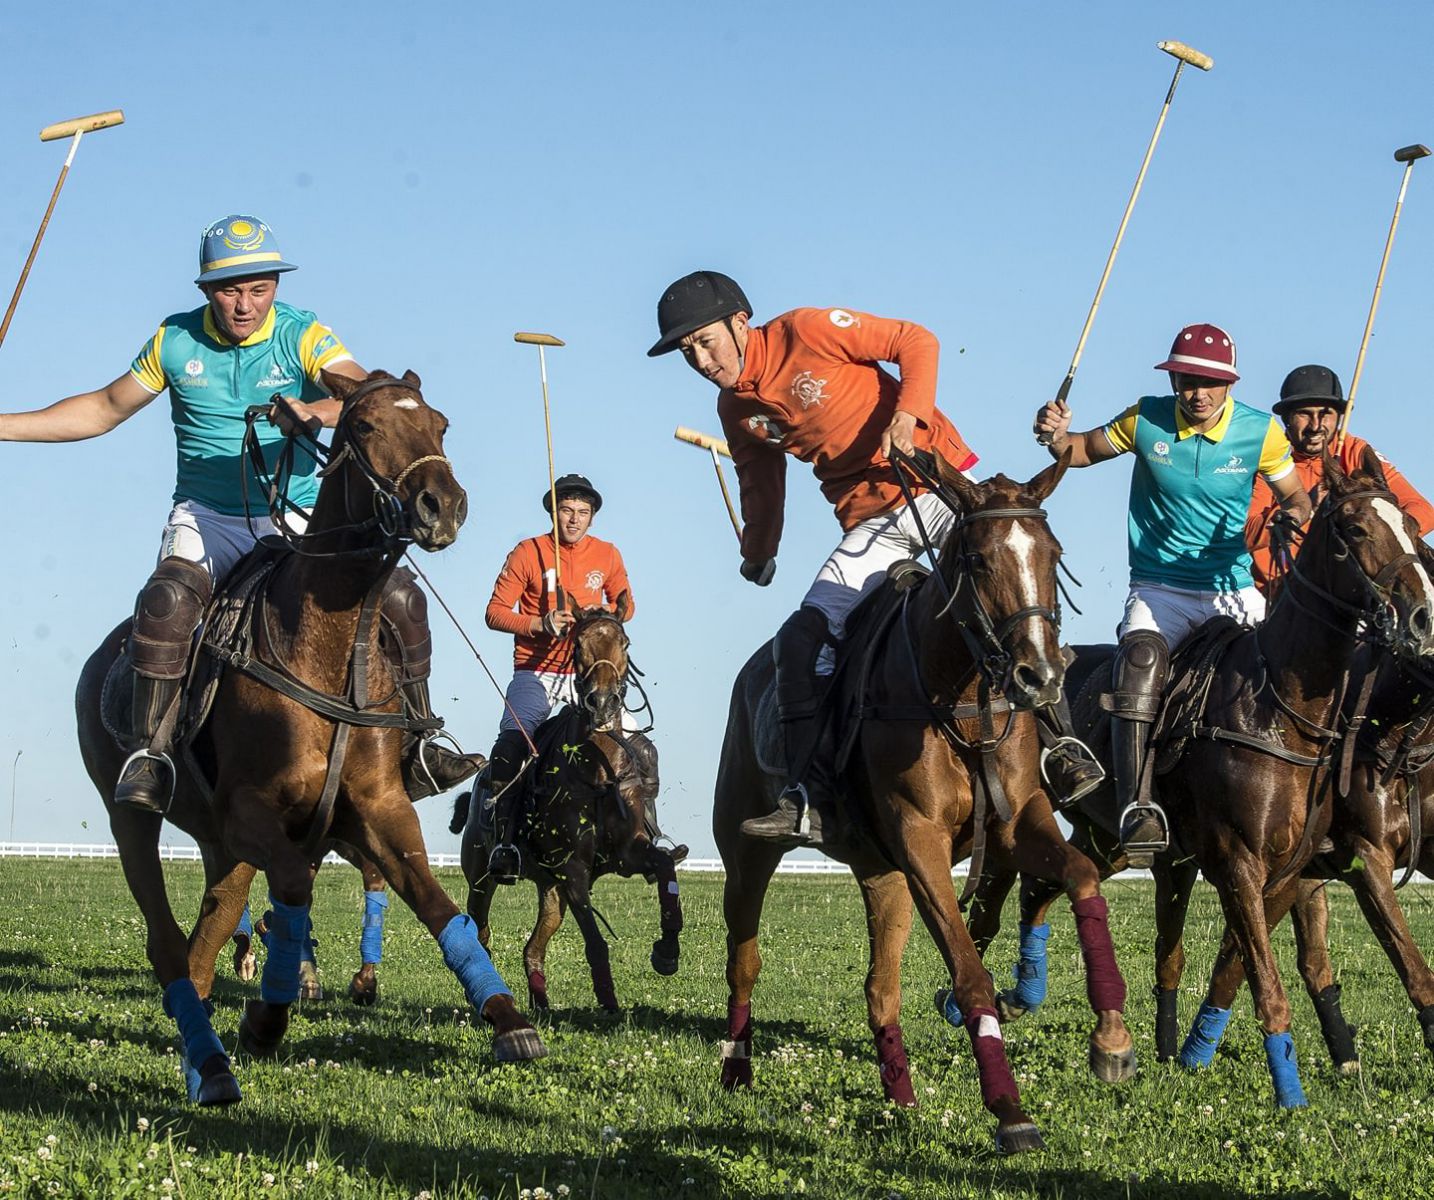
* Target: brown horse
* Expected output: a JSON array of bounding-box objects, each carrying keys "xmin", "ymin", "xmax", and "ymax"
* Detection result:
[
  {"xmin": 716, "ymin": 456, "xmax": 1135, "ymax": 1155},
  {"xmin": 75, "ymin": 369, "xmax": 544, "ymax": 1105},
  {"xmin": 460, "ymin": 602, "xmax": 683, "ymax": 1013},
  {"xmin": 974, "ymin": 451, "xmax": 1434, "ymax": 1106}
]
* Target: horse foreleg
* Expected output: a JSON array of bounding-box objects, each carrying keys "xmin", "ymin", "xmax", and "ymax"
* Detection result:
[
  {"xmin": 1290, "ymin": 879, "xmax": 1359, "ymax": 1072},
  {"xmin": 718, "ymin": 838, "xmax": 782, "ymax": 1091},
  {"xmin": 1153, "ymin": 858, "xmax": 1199, "ymax": 1061},
  {"xmin": 341, "ymin": 794, "xmax": 545, "ymax": 1063},
  {"xmin": 110, "ymin": 806, "xmax": 239, "ymax": 1106},
  {"xmin": 640, "ymin": 845, "xmax": 683, "ymax": 977},
  {"xmin": 568, "ymin": 887, "xmax": 619, "ymax": 1014},
  {"xmin": 857, "ymin": 869, "xmax": 916, "ymax": 1106},
  {"xmin": 189, "ymin": 856, "xmax": 256, "ymax": 999},
  {"xmin": 350, "ymin": 857, "xmax": 388, "ymax": 1007},
  {"xmin": 901, "ymin": 818, "xmax": 1043, "ymax": 1154},
  {"xmin": 523, "ymin": 884, "xmax": 565, "ymax": 1010},
  {"xmin": 1341, "ymin": 842, "xmax": 1434, "ymax": 1057},
  {"xmin": 1205, "ymin": 858, "xmax": 1307, "ymax": 1108}
]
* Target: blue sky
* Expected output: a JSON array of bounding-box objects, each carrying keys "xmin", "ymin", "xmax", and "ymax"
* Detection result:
[{"xmin": 1, "ymin": 1, "xmax": 1431, "ymax": 859}]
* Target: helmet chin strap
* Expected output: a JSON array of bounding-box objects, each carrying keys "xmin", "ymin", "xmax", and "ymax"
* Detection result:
[{"xmin": 722, "ymin": 314, "xmax": 746, "ymax": 380}]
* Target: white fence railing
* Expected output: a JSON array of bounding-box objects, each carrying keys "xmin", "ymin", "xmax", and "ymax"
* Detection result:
[{"xmin": 0, "ymin": 842, "xmax": 845, "ymax": 874}]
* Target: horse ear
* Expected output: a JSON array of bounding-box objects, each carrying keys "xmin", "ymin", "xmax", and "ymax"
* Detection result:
[
  {"xmin": 1322, "ymin": 448, "xmax": 1350, "ymax": 494},
  {"xmin": 613, "ymin": 590, "xmax": 630, "ymax": 622},
  {"xmin": 1359, "ymin": 443, "xmax": 1389, "ymax": 490},
  {"xmin": 401, "ymin": 369, "xmax": 422, "ymax": 390},
  {"xmin": 321, "ymin": 369, "xmax": 361, "ymax": 400},
  {"xmin": 567, "ymin": 591, "xmax": 582, "ymax": 618},
  {"xmin": 933, "ymin": 450, "xmax": 984, "ymax": 512},
  {"xmin": 1024, "ymin": 447, "xmax": 1072, "ymax": 503}
]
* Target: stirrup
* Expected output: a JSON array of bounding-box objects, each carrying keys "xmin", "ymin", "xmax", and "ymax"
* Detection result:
[
  {"xmin": 1118, "ymin": 801, "xmax": 1169, "ymax": 865},
  {"xmin": 114, "ymin": 749, "xmax": 176, "ymax": 815},
  {"xmin": 487, "ymin": 842, "xmax": 522, "ymax": 885},
  {"xmin": 1040, "ymin": 736, "xmax": 1106, "ymax": 806}
]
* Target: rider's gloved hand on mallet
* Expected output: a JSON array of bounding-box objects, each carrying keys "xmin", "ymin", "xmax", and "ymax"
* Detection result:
[{"xmin": 740, "ymin": 558, "xmax": 776, "ymax": 587}]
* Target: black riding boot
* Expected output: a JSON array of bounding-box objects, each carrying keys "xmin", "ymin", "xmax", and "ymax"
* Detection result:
[
  {"xmin": 1104, "ymin": 631, "xmax": 1171, "ymax": 867},
  {"xmin": 622, "ymin": 731, "xmax": 687, "ymax": 866},
  {"xmin": 486, "ymin": 729, "xmax": 531, "ymax": 885},
  {"xmin": 740, "ymin": 606, "xmax": 833, "ymax": 849},
  {"xmin": 380, "ymin": 568, "xmax": 484, "ymax": 801},
  {"xmin": 114, "ymin": 557, "xmax": 211, "ymax": 815},
  {"xmin": 1035, "ymin": 692, "xmax": 1105, "ymax": 809}
]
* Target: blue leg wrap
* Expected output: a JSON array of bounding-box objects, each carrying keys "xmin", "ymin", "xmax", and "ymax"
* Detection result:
[
  {"xmin": 1179, "ymin": 1001, "xmax": 1232, "ymax": 1069},
  {"xmin": 162, "ymin": 979, "xmax": 227, "ymax": 1101},
  {"xmin": 361, "ymin": 890, "xmax": 389, "ymax": 965},
  {"xmin": 302, "ymin": 916, "xmax": 318, "ymax": 968},
  {"xmin": 438, "ymin": 914, "xmax": 512, "ymax": 1014},
  {"xmin": 1264, "ymin": 1031, "xmax": 1308, "ymax": 1108},
  {"xmin": 940, "ymin": 990, "xmax": 964, "ymax": 1027},
  {"xmin": 235, "ymin": 904, "xmax": 253, "ymax": 942},
  {"xmin": 259, "ymin": 897, "xmax": 310, "ymax": 1005},
  {"xmin": 1010, "ymin": 922, "xmax": 1051, "ymax": 1011}
]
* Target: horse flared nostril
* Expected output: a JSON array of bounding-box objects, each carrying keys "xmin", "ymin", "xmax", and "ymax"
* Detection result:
[
  {"xmin": 1013, "ymin": 662, "xmax": 1052, "ymax": 694},
  {"xmin": 416, "ymin": 489, "xmax": 442, "ymax": 525}
]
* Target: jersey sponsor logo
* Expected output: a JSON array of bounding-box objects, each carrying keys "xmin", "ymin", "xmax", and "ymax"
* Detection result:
[
  {"xmin": 790, "ymin": 369, "xmax": 829, "ymax": 410},
  {"xmin": 747, "ymin": 414, "xmax": 786, "ymax": 444},
  {"xmin": 828, "ymin": 309, "xmax": 859, "ymax": 329},
  {"xmin": 185, "ymin": 359, "xmax": 204, "ymax": 378},
  {"xmin": 264, "ymin": 362, "xmax": 298, "ymax": 389},
  {"xmin": 585, "ymin": 570, "xmax": 604, "ymax": 591},
  {"xmin": 1214, "ymin": 455, "xmax": 1249, "ymax": 475},
  {"xmin": 1153, "ymin": 440, "xmax": 1170, "ymax": 456}
]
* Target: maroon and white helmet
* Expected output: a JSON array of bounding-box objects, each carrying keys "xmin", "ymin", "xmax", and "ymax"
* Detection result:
[{"xmin": 1154, "ymin": 322, "xmax": 1240, "ymax": 383}]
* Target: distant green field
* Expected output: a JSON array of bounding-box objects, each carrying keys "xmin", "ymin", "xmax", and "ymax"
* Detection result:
[{"xmin": 0, "ymin": 860, "xmax": 1431, "ymax": 1199}]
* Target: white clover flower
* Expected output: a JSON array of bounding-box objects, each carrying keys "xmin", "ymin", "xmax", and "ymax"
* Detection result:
[
  {"xmin": 262, "ymin": 1172, "xmax": 276, "ymax": 1187},
  {"xmin": 87, "ymin": 1082, "xmax": 98, "ymax": 1094},
  {"xmin": 306, "ymin": 1161, "xmax": 320, "ymax": 1175},
  {"xmin": 136, "ymin": 1117, "xmax": 151, "ymax": 1133},
  {"xmin": 36, "ymin": 1147, "xmax": 52, "ymax": 1162},
  {"xmin": 44, "ymin": 1135, "xmax": 57, "ymax": 1147}
]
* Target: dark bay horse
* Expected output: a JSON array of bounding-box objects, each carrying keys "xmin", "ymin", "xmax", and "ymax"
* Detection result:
[
  {"xmin": 716, "ymin": 456, "xmax": 1135, "ymax": 1155},
  {"xmin": 973, "ymin": 451, "xmax": 1434, "ymax": 1106},
  {"xmin": 76, "ymin": 370, "xmax": 544, "ymax": 1105},
  {"xmin": 460, "ymin": 601, "xmax": 684, "ymax": 1014}
]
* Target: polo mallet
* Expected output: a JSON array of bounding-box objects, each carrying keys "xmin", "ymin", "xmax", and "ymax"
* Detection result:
[
  {"xmin": 1336, "ymin": 143, "xmax": 1431, "ymax": 451},
  {"xmin": 514, "ymin": 332, "xmax": 567, "ymax": 604},
  {"xmin": 1039, "ymin": 41, "xmax": 1213, "ymax": 443},
  {"xmin": 675, "ymin": 426, "xmax": 742, "ymax": 541},
  {"xmin": 0, "ymin": 109, "xmax": 126, "ymax": 349}
]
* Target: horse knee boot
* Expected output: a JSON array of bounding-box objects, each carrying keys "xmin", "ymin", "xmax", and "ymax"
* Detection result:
[
  {"xmin": 380, "ymin": 569, "xmax": 482, "ymax": 800},
  {"xmin": 487, "ymin": 729, "xmax": 531, "ymax": 884},
  {"xmin": 623, "ymin": 731, "xmax": 687, "ymax": 866},
  {"xmin": 115, "ymin": 557, "xmax": 212, "ymax": 814},
  {"xmin": 1104, "ymin": 631, "xmax": 1170, "ymax": 862},
  {"xmin": 1035, "ymin": 690, "xmax": 1105, "ymax": 809},
  {"xmin": 742, "ymin": 606, "xmax": 833, "ymax": 847}
]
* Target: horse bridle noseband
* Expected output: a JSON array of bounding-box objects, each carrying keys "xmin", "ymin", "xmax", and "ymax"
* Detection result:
[{"xmin": 242, "ymin": 376, "xmax": 453, "ymax": 557}]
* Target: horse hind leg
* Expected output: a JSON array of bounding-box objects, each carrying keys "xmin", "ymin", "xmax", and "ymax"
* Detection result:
[
  {"xmin": 350, "ymin": 861, "xmax": 389, "ymax": 1007},
  {"xmin": 188, "ymin": 856, "xmax": 256, "ymax": 999},
  {"xmin": 523, "ymin": 885, "xmax": 566, "ymax": 1011},
  {"xmin": 111, "ymin": 807, "xmax": 240, "ymax": 1106},
  {"xmin": 643, "ymin": 845, "xmax": 684, "ymax": 977},
  {"xmin": 718, "ymin": 837, "xmax": 782, "ymax": 1091},
  {"xmin": 1153, "ymin": 858, "xmax": 1199, "ymax": 1061},
  {"xmin": 858, "ymin": 869, "xmax": 917, "ymax": 1107},
  {"xmin": 570, "ymin": 895, "xmax": 620, "ymax": 1014},
  {"xmin": 1291, "ymin": 879, "xmax": 1359, "ymax": 1073}
]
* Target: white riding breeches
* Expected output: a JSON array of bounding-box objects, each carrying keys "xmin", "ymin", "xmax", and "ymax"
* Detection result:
[
  {"xmin": 801, "ymin": 492, "xmax": 956, "ymax": 669},
  {"xmin": 1118, "ymin": 580, "xmax": 1266, "ymax": 651},
  {"xmin": 158, "ymin": 500, "xmax": 307, "ymax": 582},
  {"xmin": 497, "ymin": 669, "xmax": 639, "ymax": 736}
]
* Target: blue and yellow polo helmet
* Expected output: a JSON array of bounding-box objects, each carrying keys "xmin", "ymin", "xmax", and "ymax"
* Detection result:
[{"xmin": 195, "ymin": 215, "xmax": 298, "ymax": 285}]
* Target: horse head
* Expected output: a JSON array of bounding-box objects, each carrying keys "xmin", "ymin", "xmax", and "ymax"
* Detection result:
[
  {"xmin": 317, "ymin": 369, "xmax": 468, "ymax": 551},
  {"xmin": 569, "ymin": 593, "xmax": 631, "ymax": 732},
  {"xmin": 931, "ymin": 450, "xmax": 1071, "ymax": 710},
  {"xmin": 1302, "ymin": 446, "xmax": 1434, "ymax": 660}
]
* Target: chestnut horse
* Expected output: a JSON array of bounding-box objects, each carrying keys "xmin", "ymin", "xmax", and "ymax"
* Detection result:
[
  {"xmin": 75, "ymin": 370, "xmax": 543, "ymax": 1105},
  {"xmin": 715, "ymin": 456, "xmax": 1134, "ymax": 1156},
  {"xmin": 460, "ymin": 603, "xmax": 683, "ymax": 1013},
  {"xmin": 973, "ymin": 452, "xmax": 1434, "ymax": 1106}
]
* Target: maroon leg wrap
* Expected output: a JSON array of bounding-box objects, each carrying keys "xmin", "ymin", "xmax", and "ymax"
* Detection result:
[
  {"xmin": 874, "ymin": 1024, "xmax": 917, "ymax": 1107},
  {"xmin": 526, "ymin": 968, "xmax": 548, "ymax": 1009},
  {"xmin": 721, "ymin": 999, "xmax": 753, "ymax": 1089},
  {"xmin": 1072, "ymin": 895, "xmax": 1127, "ymax": 1012},
  {"xmin": 590, "ymin": 961, "xmax": 618, "ymax": 1010},
  {"xmin": 965, "ymin": 1006, "xmax": 1019, "ymax": 1112}
]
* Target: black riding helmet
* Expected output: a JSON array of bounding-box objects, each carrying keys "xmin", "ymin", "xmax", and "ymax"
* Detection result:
[
  {"xmin": 543, "ymin": 473, "xmax": 603, "ymax": 514},
  {"xmin": 647, "ymin": 270, "xmax": 753, "ymax": 357},
  {"xmin": 1273, "ymin": 364, "xmax": 1346, "ymax": 417}
]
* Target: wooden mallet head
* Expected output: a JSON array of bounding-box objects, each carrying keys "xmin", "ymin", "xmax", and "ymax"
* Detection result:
[
  {"xmin": 39, "ymin": 110, "xmax": 125, "ymax": 141},
  {"xmin": 1157, "ymin": 41, "xmax": 1214, "ymax": 71},
  {"xmin": 514, "ymin": 332, "xmax": 565, "ymax": 347},
  {"xmin": 1395, "ymin": 144, "xmax": 1432, "ymax": 163}
]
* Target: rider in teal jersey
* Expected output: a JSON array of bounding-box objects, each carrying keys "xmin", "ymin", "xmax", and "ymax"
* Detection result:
[
  {"xmin": 0, "ymin": 215, "xmax": 480, "ymax": 813},
  {"xmin": 1032, "ymin": 322, "xmax": 1312, "ymax": 862}
]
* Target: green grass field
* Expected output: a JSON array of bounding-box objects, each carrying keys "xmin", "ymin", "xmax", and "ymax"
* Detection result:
[{"xmin": 0, "ymin": 860, "xmax": 1431, "ymax": 1199}]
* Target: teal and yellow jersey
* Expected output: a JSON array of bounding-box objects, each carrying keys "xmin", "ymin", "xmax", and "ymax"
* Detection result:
[
  {"xmin": 129, "ymin": 301, "xmax": 352, "ymax": 516},
  {"xmin": 1102, "ymin": 395, "xmax": 1294, "ymax": 591}
]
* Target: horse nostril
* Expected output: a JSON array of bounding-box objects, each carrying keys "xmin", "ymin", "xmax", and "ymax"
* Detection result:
[
  {"xmin": 417, "ymin": 489, "xmax": 442, "ymax": 524},
  {"xmin": 1013, "ymin": 663, "xmax": 1049, "ymax": 695}
]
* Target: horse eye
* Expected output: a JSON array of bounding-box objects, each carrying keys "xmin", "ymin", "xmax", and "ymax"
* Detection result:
[
  {"xmin": 1344, "ymin": 525, "xmax": 1368, "ymax": 541},
  {"xmin": 352, "ymin": 419, "xmax": 375, "ymax": 436}
]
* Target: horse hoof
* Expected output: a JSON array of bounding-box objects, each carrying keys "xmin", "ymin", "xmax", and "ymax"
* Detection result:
[
  {"xmin": 197, "ymin": 1069, "xmax": 243, "ymax": 1106},
  {"xmin": 349, "ymin": 978, "xmax": 378, "ymax": 1007},
  {"xmin": 720, "ymin": 1058, "xmax": 753, "ymax": 1090},
  {"xmin": 1090, "ymin": 1043, "xmax": 1137, "ymax": 1083},
  {"xmin": 528, "ymin": 988, "xmax": 550, "ymax": 1011},
  {"xmin": 996, "ymin": 990, "xmax": 1034, "ymax": 1022},
  {"xmin": 995, "ymin": 1122, "xmax": 1046, "ymax": 1155},
  {"xmin": 1125, "ymin": 850, "xmax": 1155, "ymax": 870},
  {"xmin": 493, "ymin": 1026, "xmax": 548, "ymax": 1063},
  {"xmin": 650, "ymin": 943, "xmax": 680, "ymax": 977},
  {"xmin": 1335, "ymin": 1057, "xmax": 1361, "ymax": 1078},
  {"xmin": 237, "ymin": 1002, "xmax": 288, "ymax": 1058},
  {"xmin": 232, "ymin": 937, "xmax": 257, "ymax": 983},
  {"xmin": 298, "ymin": 963, "xmax": 324, "ymax": 1002}
]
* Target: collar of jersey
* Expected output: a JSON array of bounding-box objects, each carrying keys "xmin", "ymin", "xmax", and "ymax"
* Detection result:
[
  {"xmin": 1175, "ymin": 395, "xmax": 1234, "ymax": 443},
  {"xmin": 203, "ymin": 304, "xmax": 276, "ymax": 347},
  {"xmin": 732, "ymin": 323, "xmax": 766, "ymax": 393}
]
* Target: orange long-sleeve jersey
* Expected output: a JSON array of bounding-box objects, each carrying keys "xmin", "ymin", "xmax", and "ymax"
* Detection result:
[
  {"xmin": 717, "ymin": 307, "xmax": 979, "ymax": 563},
  {"xmin": 485, "ymin": 533, "xmax": 634, "ymax": 673},
  {"xmin": 1244, "ymin": 432, "xmax": 1434, "ymax": 594}
]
